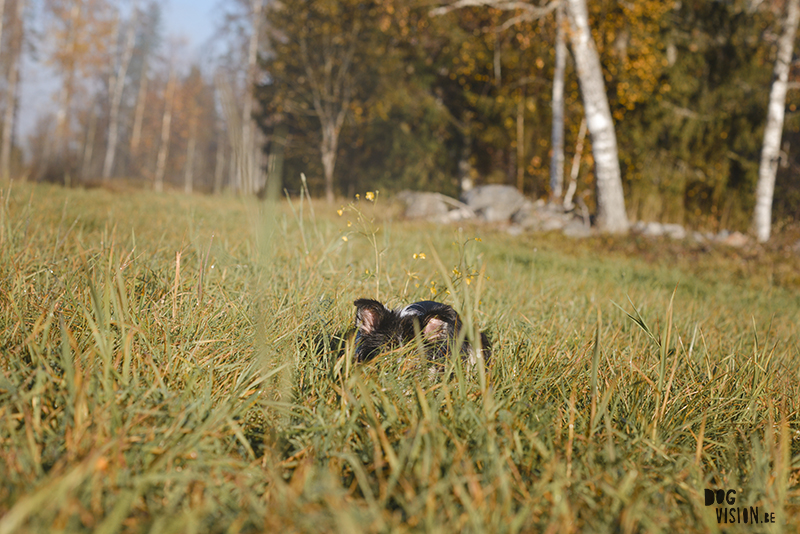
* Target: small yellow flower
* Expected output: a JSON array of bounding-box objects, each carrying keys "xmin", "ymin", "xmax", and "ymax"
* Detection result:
[
  {"xmin": 475, "ymin": 237, "xmax": 482, "ymax": 242},
  {"xmin": 342, "ymin": 236, "xmax": 348, "ymax": 242},
  {"xmin": 337, "ymin": 208, "xmax": 344, "ymax": 216},
  {"xmin": 365, "ymin": 191, "xmax": 375, "ymax": 201},
  {"xmin": 452, "ymin": 267, "xmax": 461, "ymax": 276},
  {"xmin": 466, "ymin": 278, "xmax": 471, "ymax": 285},
  {"xmin": 347, "ymin": 221, "xmax": 352, "ymax": 227},
  {"xmin": 430, "ymin": 286, "xmax": 437, "ymax": 296},
  {"xmin": 356, "ymin": 193, "xmax": 360, "ymax": 200},
  {"xmin": 413, "ymin": 252, "xmax": 426, "ymax": 260}
]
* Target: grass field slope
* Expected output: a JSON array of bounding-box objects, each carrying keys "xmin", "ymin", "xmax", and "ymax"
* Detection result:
[{"xmin": 1, "ymin": 183, "xmax": 798, "ymax": 533}]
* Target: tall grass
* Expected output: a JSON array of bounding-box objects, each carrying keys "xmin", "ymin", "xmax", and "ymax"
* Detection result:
[{"xmin": 0, "ymin": 182, "xmax": 798, "ymax": 533}]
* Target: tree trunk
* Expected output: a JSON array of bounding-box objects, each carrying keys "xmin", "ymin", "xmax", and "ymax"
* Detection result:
[
  {"xmin": 321, "ymin": 122, "xmax": 337, "ymax": 204},
  {"xmin": 81, "ymin": 110, "xmax": 97, "ymax": 179},
  {"xmin": 216, "ymin": 72, "xmax": 245, "ymax": 193},
  {"xmin": 130, "ymin": 53, "xmax": 149, "ymax": 157},
  {"xmin": 564, "ymin": 117, "xmax": 587, "ymax": 210},
  {"xmin": 550, "ymin": 2, "xmax": 566, "ymax": 201},
  {"xmin": 155, "ymin": 67, "xmax": 176, "ymax": 192},
  {"xmin": 184, "ymin": 125, "xmax": 196, "ymax": 194},
  {"xmin": 1, "ymin": 0, "xmax": 25, "ymax": 182},
  {"xmin": 458, "ymin": 125, "xmax": 474, "ymax": 193},
  {"xmin": 565, "ymin": 0, "xmax": 629, "ymax": 233},
  {"xmin": 266, "ymin": 125, "xmax": 286, "ymax": 202},
  {"xmin": 103, "ymin": 4, "xmax": 137, "ymax": 180},
  {"xmin": 0, "ymin": 0, "xmax": 7, "ymax": 79},
  {"xmin": 239, "ymin": 0, "xmax": 262, "ymax": 195},
  {"xmin": 754, "ymin": 0, "xmax": 800, "ymax": 243},
  {"xmin": 213, "ymin": 116, "xmax": 225, "ymax": 194},
  {"xmin": 55, "ymin": 1, "xmax": 81, "ymax": 161},
  {"xmin": 516, "ymin": 91, "xmax": 525, "ymax": 192}
]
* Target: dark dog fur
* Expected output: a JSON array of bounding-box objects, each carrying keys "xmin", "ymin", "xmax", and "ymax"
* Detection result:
[{"xmin": 353, "ymin": 298, "xmax": 490, "ymax": 365}]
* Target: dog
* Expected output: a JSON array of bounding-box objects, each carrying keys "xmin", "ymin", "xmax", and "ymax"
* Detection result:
[{"xmin": 353, "ymin": 298, "xmax": 490, "ymax": 366}]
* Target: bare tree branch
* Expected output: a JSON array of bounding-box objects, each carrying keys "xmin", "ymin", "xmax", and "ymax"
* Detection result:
[{"xmin": 430, "ymin": 0, "xmax": 560, "ymax": 21}]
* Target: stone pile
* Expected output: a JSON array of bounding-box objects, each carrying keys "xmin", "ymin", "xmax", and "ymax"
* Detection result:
[{"xmin": 395, "ymin": 186, "xmax": 755, "ymax": 248}]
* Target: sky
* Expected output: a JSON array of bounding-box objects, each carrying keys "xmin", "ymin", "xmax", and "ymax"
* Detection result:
[
  {"xmin": 17, "ymin": 0, "xmax": 220, "ymax": 148},
  {"xmin": 164, "ymin": 0, "xmax": 218, "ymax": 54}
]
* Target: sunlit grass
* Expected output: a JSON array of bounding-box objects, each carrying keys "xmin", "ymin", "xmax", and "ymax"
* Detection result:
[{"xmin": 0, "ymin": 181, "xmax": 798, "ymax": 533}]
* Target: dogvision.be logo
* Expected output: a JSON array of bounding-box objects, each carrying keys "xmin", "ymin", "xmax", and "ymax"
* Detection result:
[{"xmin": 705, "ymin": 489, "xmax": 776, "ymax": 525}]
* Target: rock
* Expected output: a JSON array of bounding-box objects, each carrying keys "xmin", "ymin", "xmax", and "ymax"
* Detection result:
[
  {"xmin": 661, "ymin": 223, "xmax": 687, "ymax": 240},
  {"xmin": 562, "ymin": 220, "xmax": 592, "ymax": 238},
  {"xmin": 721, "ymin": 231, "xmax": 749, "ymax": 248},
  {"xmin": 510, "ymin": 200, "xmax": 537, "ymax": 228},
  {"xmin": 541, "ymin": 217, "xmax": 568, "ymax": 232},
  {"xmin": 461, "ymin": 185, "xmax": 527, "ymax": 222},
  {"xmin": 399, "ymin": 191, "xmax": 449, "ymax": 220},
  {"xmin": 396, "ymin": 191, "xmax": 476, "ymax": 223},
  {"xmin": 511, "ymin": 200, "xmax": 577, "ymax": 232},
  {"xmin": 632, "ymin": 220, "xmax": 686, "ymax": 239}
]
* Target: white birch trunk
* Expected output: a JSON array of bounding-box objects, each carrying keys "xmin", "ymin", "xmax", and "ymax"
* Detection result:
[
  {"xmin": 550, "ymin": 2, "xmax": 566, "ymax": 201},
  {"xmin": 130, "ymin": 54, "xmax": 149, "ymax": 156},
  {"xmin": 565, "ymin": 0, "xmax": 629, "ymax": 233},
  {"xmin": 0, "ymin": 0, "xmax": 7, "ymax": 75},
  {"xmin": 154, "ymin": 67, "xmax": 176, "ymax": 192},
  {"xmin": 213, "ymin": 116, "xmax": 225, "ymax": 194},
  {"xmin": 217, "ymin": 71, "xmax": 248, "ymax": 194},
  {"xmin": 55, "ymin": 1, "xmax": 81, "ymax": 160},
  {"xmin": 321, "ymin": 122, "xmax": 338, "ymax": 204},
  {"xmin": 240, "ymin": 0, "xmax": 262, "ymax": 195},
  {"xmin": 184, "ymin": 127, "xmax": 196, "ymax": 194},
  {"xmin": 229, "ymin": 143, "xmax": 238, "ymax": 191},
  {"xmin": 81, "ymin": 110, "xmax": 97, "ymax": 178},
  {"xmin": 516, "ymin": 92, "xmax": 525, "ymax": 192},
  {"xmin": 103, "ymin": 4, "xmax": 138, "ymax": 180},
  {"xmin": 1, "ymin": 0, "xmax": 25, "ymax": 182},
  {"xmin": 754, "ymin": 0, "xmax": 800, "ymax": 242}
]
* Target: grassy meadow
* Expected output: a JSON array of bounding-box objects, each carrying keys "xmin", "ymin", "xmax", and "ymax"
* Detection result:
[{"xmin": 0, "ymin": 181, "xmax": 799, "ymax": 533}]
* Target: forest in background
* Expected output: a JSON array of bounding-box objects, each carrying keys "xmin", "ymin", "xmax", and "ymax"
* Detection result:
[{"xmin": 1, "ymin": 0, "xmax": 800, "ymax": 234}]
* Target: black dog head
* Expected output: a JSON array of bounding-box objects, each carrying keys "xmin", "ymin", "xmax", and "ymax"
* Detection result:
[{"xmin": 353, "ymin": 298, "xmax": 490, "ymax": 365}]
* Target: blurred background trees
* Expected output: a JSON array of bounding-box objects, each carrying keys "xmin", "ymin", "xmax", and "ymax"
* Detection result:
[{"xmin": 1, "ymin": 0, "xmax": 800, "ymax": 235}]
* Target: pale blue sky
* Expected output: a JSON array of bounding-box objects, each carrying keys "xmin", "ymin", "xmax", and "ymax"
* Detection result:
[{"xmin": 164, "ymin": 0, "xmax": 218, "ymax": 54}]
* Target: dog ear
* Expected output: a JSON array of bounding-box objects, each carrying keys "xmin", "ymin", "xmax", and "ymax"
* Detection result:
[
  {"xmin": 354, "ymin": 299, "xmax": 390, "ymax": 334},
  {"xmin": 422, "ymin": 316, "xmax": 450, "ymax": 340}
]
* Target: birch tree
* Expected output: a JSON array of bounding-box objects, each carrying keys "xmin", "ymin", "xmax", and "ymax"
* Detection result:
[
  {"xmin": 1, "ymin": 0, "xmax": 26, "ymax": 182},
  {"xmin": 428, "ymin": 0, "xmax": 624, "ymax": 226},
  {"xmin": 130, "ymin": 2, "xmax": 160, "ymax": 159},
  {"xmin": 239, "ymin": 0, "xmax": 262, "ymax": 194},
  {"xmin": 549, "ymin": 2, "xmax": 566, "ymax": 201},
  {"xmin": 154, "ymin": 65, "xmax": 176, "ymax": 192},
  {"xmin": 45, "ymin": 0, "xmax": 114, "ymax": 164},
  {"xmin": 565, "ymin": 0, "xmax": 628, "ymax": 233},
  {"xmin": 753, "ymin": 0, "xmax": 800, "ymax": 242},
  {"xmin": 102, "ymin": 1, "xmax": 138, "ymax": 180}
]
